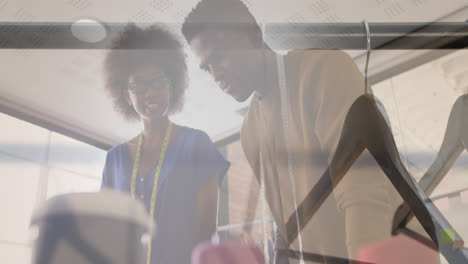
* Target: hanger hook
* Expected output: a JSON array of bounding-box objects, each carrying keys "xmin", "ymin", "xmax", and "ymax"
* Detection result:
[{"xmin": 363, "ymin": 20, "xmax": 371, "ymax": 95}]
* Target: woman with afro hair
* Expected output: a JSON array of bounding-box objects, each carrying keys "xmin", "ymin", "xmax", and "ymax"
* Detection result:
[{"xmin": 101, "ymin": 24, "xmax": 230, "ymax": 264}]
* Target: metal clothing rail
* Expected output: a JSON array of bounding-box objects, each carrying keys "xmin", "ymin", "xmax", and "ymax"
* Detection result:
[{"xmin": 0, "ymin": 22, "xmax": 467, "ymax": 49}]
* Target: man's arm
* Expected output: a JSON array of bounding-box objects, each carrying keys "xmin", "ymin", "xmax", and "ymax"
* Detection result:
[{"xmin": 196, "ymin": 177, "xmax": 219, "ymax": 242}]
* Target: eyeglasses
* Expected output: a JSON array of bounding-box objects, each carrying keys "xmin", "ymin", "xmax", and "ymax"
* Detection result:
[{"xmin": 127, "ymin": 77, "xmax": 171, "ymax": 94}]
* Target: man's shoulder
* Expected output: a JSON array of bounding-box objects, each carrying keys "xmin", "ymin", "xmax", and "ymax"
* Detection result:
[
  {"xmin": 286, "ymin": 49, "xmax": 351, "ymax": 62},
  {"xmin": 284, "ymin": 49, "xmax": 357, "ymax": 93},
  {"xmin": 285, "ymin": 49, "xmax": 353, "ymax": 72}
]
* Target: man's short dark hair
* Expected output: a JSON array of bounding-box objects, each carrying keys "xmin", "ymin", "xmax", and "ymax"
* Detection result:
[
  {"xmin": 182, "ymin": 0, "xmax": 259, "ymax": 44},
  {"xmin": 104, "ymin": 24, "xmax": 187, "ymax": 121}
]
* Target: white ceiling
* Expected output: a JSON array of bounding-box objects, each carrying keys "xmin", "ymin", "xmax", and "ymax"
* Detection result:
[{"xmin": 0, "ymin": 0, "xmax": 467, "ymax": 148}]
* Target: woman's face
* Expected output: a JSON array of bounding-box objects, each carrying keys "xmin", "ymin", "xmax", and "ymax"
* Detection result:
[{"xmin": 126, "ymin": 66, "xmax": 171, "ymax": 122}]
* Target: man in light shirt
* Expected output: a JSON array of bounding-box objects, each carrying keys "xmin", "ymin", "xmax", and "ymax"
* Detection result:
[{"xmin": 182, "ymin": 0, "xmax": 399, "ymax": 262}]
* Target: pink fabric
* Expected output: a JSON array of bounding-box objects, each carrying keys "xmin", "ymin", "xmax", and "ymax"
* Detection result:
[
  {"xmin": 357, "ymin": 236, "xmax": 440, "ymax": 264},
  {"xmin": 192, "ymin": 241, "xmax": 264, "ymax": 264}
]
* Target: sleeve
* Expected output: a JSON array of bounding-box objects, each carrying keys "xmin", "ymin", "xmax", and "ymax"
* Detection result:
[
  {"xmin": 100, "ymin": 152, "xmax": 114, "ymax": 190},
  {"xmin": 304, "ymin": 50, "xmax": 365, "ymax": 158},
  {"xmin": 194, "ymin": 131, "xmax": 231, "ymax": 190}
]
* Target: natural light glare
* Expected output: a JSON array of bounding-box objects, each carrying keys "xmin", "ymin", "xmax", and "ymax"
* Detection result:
[{"xmin": 171, "ymin": 49, "xmax": 250, "ymax": 139}]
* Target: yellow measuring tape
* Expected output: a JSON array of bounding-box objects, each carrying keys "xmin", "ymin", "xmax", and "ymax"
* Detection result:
[{"xmin": 131, "ymin": 122, "xmax": 172, "ymax": 264}]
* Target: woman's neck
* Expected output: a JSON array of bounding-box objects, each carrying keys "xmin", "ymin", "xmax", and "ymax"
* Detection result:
[{"xmin": 142, "ymin": 117, "xmax": 170, "ymax": 145}]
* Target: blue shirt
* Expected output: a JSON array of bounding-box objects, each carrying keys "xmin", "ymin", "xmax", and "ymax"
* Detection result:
[{"xmin": 101, "ymin": 126, "xmax": 230, "ymax": 264}]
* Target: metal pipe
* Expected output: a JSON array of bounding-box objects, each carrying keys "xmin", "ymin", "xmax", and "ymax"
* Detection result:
[{"xmin": 0, "ymin": 22, "xmax": 467, "ymax": 49}]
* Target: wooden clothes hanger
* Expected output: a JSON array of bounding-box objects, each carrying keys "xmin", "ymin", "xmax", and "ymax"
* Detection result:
[
  {"xmin": 283, "ymin": 22, "xmax": 468, "ymax": 263},
  {"xmin": 392, "ymin": 92, "xmax": 468, "ymax": 239}
]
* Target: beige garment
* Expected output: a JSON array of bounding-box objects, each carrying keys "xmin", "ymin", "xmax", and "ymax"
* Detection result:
[{"xmin": 241, "ymin": 49, "xmax": 400, "ymax": 261}]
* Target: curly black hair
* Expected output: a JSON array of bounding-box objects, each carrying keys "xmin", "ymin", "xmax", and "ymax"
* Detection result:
[
  {"xmin": 104, "ymin": 24, "xmax": 188, "ymax": 121},
  {"xmin": 182, "ymin": 0, "xmax": 259, "ymax": 44}
]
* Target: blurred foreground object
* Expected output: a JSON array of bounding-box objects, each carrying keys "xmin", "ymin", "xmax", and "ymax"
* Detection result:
[
  {"xmin": 30, "ymin": 190, "xmax": 153, "ymax": 264},
  {"xmin": 357, "ymin": 236, "xmax": 440, "ymax": 264},
  {"xmin": 192, "ymin": 240, "xmax": 264, "ymax": 264}
]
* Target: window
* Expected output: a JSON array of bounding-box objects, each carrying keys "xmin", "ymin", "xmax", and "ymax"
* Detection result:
[{"xmin": 0, "ymin": 113, "xmax": 105, "ymax": 264}]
